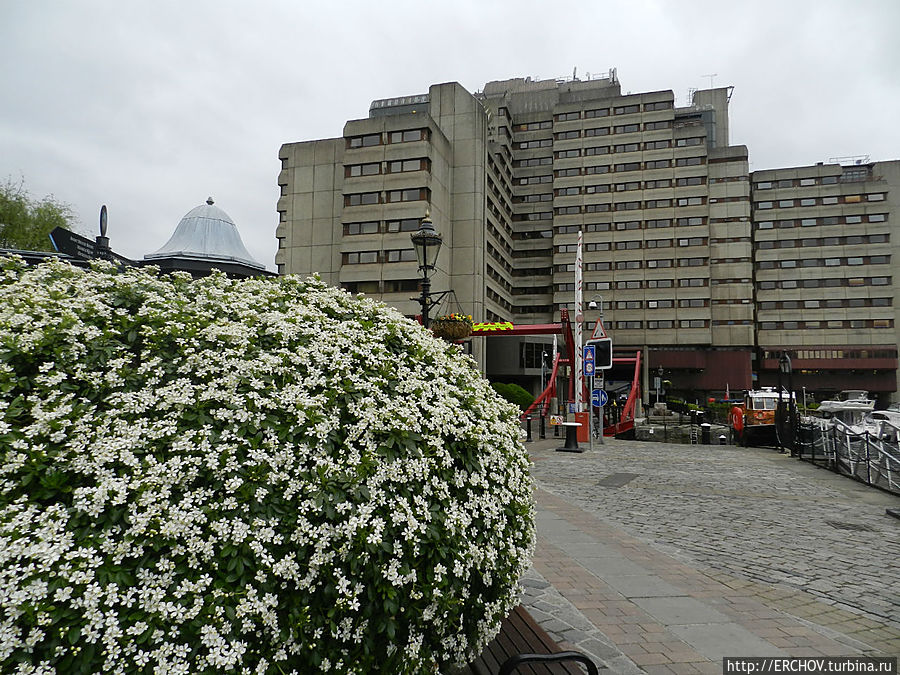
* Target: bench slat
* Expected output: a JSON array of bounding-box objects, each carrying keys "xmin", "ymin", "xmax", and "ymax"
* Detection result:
[{"xmin": 461, "ymin": 605, "xmax": 591, "ymax": 675}]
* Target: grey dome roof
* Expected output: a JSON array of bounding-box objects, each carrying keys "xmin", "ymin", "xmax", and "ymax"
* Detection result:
[{"xmin": 145, "ymin": 198, "xmax": 264, "ymax": 270}]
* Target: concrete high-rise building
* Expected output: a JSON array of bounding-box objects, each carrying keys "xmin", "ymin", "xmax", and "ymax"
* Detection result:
[
  {"xmin": 750, "ymin": 160, "xmax": 899, "ymax": 396},
  {"xmin": 277, "ymin": 73, "xmax": 899, "ymax": 403}
]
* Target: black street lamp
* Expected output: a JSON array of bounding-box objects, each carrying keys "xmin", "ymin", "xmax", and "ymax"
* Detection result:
[{"xmin": 410, "ymin": 212, "xmax": 443, "ymax": 328}]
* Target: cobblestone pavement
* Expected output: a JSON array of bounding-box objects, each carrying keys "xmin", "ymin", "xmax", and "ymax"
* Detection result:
[{"xmin": 520, "ymin": 436, "xmax": 900, "ymax": 672}]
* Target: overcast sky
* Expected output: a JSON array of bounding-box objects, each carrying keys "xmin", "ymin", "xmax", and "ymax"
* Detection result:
[{"xmin": 2, "ymin": 0, "xmax": 899, "ymax": 270}]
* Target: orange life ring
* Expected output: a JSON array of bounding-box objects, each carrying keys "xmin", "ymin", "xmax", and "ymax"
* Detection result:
[{"xmin": 730, "ymin": 406, "xmax": 744, "ymax": 433}]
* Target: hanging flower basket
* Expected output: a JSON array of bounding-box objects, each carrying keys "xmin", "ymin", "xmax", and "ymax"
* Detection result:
[{"xmin": 432, "ymin": 313, "xmax": 474, "ymax": 340}]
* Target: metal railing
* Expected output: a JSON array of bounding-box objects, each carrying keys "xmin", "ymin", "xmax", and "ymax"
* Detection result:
[{"xmin": 794, "ymin": 418, "xmax": 900, "ymax": 495}]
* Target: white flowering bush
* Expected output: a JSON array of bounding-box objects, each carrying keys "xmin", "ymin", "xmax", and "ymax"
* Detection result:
[{"xmin": 0, "ymin": 258, "xmax": 534, "ymax": 674}]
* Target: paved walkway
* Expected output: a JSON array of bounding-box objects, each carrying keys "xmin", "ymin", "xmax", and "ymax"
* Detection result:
[{"xmin": 518, "ymin": 435, "xmax": 900, "ymax": 673}]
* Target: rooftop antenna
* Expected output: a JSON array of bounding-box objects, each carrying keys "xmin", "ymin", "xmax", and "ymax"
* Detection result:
[
  {"xmin": 702, "ymin": 73, "xmax": 718, "ymax": 89},
  {"xmin": 573, "ymin": 66, "xmax": 577, "ymax": 80}
]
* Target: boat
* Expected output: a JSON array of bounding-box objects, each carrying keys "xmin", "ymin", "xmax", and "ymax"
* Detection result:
[
  {"xmin": 729, "ymin": 387, "xmax": 795, "ymax": 447},
  {"xmin": 815, "ymin": 390, "xmax": 875, "ymax": 434}
]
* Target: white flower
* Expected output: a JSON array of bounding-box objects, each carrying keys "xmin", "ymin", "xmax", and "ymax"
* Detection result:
[{"xmin": 0, "ymin": 259, "xmax": 535, "ymax": 673}]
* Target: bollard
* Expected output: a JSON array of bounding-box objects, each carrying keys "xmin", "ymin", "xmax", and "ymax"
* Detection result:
[
  {"xmin": 719, "ymin": 434, "xmax": 727, "ymax": 445},
  {"xmin": 556, "ymin": 423, "xmax": 583, "ymax": 453},
  {"xmin": 539, "ymin": 415, "xmax": 546, "ymax": 439},
  {"xmin": 701, "ymin": 423, "xmax": 711, "ymax": 445},
  {"xmin": 525, "ymin": 415, "xmax": 533, "ymax": 442}
]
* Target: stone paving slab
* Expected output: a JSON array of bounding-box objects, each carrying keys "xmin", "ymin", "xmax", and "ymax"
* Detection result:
[{"xmin": 520, "ymin": 436, "xmax": 900, "ymax": 671}]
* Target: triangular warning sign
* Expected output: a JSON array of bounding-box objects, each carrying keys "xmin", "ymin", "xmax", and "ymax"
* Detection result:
[{"xmin": 590, "ymin": 319, "xmax": 608, "ymax": 340}]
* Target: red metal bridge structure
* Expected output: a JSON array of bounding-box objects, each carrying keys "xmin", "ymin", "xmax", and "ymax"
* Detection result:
[{"xmin": 469, "ymin": 309, "xmax": 642, "ymax": 438}]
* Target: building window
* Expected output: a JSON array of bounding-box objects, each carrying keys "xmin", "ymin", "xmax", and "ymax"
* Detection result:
[
  {"xmin": 585, "ymin": 127, "xmax": 610, "ymax": 137},
  {"xmin": 646, "ymin": 259, "xmax": 673, "ymax": 268},
  {"xmin": 584, "ymin": 165, "xmax": 611, "ymax": 175},
  {"xmin": 678, "ymin": 257, "xmax": 706, "ymax": 266},
  {"xmin": 586, "ymin": 242, "xmax": 611, "ymax": 251},
  {"xmin": 346, "ymin": 162, "xmax": 381, "ymax": 177},
  {"xmin": 676, "ymin": 217, "xmax": 705, "ymax": 227},
  {"xmin": 646, "ymin": 219, "xmax": 672, "ymax": 229},
  {"xmin": 555, "ymin": 187, "xmax": 581, "ymax": 196},
  {"xmin": 615, "ymin": 240, "xmax": 641, "ymax": 250},
  {"xmin": 555, "ymin": 206, "xmax": 581, "ymax": 215},
  {"xmin": 614, "ymin": 123, "xmax": 640, "ymax": 134},
  {"xmin": 644, "ymin": 120, "xmax": 672, "ymax": 130},
  {"xmin": 676, "ymin": 196, "xmax": 705, "ymax": 207},
  {"xmin": 615, "ymin": 220, "xmax": 641, "ymax": 230},
  {"xmin": 616, "ymin": 181, "xmax": 641, "ymax": 191},
  {"xmin": 675, "ymin": 157, "xmax": 704, "ymax": 167},
  {"xmin": 616, "ymin": 260, "xmax": 642, "ymax": 269},
  {"xmin": 554, "ymin": 130, "xmax": 580, "ymax": 140},
  {"xmin": 386, "ymin": 218, "xmax": 420, "ymax": 233},
  {"xmin": 386, "ymin": 188, "xmax": 428, "ymax": 202},
  {"xmin": 678, "ymin": 237, "xmax": 706, "ymax": 247},
  {"xmin": 584, "ymin": 146, "xmax": 609, "ymax": 156},
  {"xmin": 585, "ymin": 203, "xmax": 611, "ymax": 213},
  {"xmin": 517, "ymin": 138, "xmax": 553, "ymax": 149},
  {"xmin": 613, "ymin": 104, "xmax": 640, "ymax": 115},
  {"xmin": 513, "ymin": 120, "xmax": 552, "ymax": 131},
  {"xmin": 614, "ymin": 162, "xmax": 641, "ymax": 173},
  {"xmin": 614, "ymin": 143, "xmax": 640, "ymax": 153},
  {"xmin": 675, "ymin": 137, "xmax": 704, "ymax": 147},
  {"xmin": 679, "ymin": 278, "xmax": 707, "ymax": 287},
  {"xmin": 556, "ymin": 149, "xmax": 581, "ymax": 158},
  {"xmin": 648, "ymin": 279, "xmax": 673, "ymax": 288},
  {"xmin": 389, "ymin": 129, "xmax": 427, "ymax": 143},
  {"xmin": 584, "ymin": 184, "xmax": 611, "ymax": 194},
  {"xmin": 645, "ymin": 199, "xmax": 672, "ymax": 208},
  {"xmin": 554, "ymin": 168, "xmax": 580, "ymax": 178},
  {"xmin": 778, "ymin": 199, "xmax": 795, "ymax": 208},
  {"xmin": 342, "ymin": 250, "xmax": 379, "ymax": 264},
  {"xmin": 644, "ymin": 101, "xmax": 672, "ymax": 111},
  {"xmin": 347, "ymin": 133, "xmax": 381, "ymax": 148},
  {"xmin": 344, "ymin": 221, "xmax": 380, "ymax": 235},
  {"xmin": 387, "ymin": 158, "xmax": 429, "ymax": 173},
  {"xmin": 554, "ymin": 111, "xmax": 581, "ymax": 121},
  {"xmin": 757, "ymin": 201, "xmax": 774, "ymax": 210},
  {"xmin": 645, "ymin": 179, "xmax": 672, "ymax": 189},
  {"xmin": 344, "ymin": 192, "xmax": 380, "ymax": 206},
  {"xmin": 585, "ymin": 108, "xmax": 609, "ymax": 118},
  {"xmin": 676, "ymin": 176, "xmax": 704, "ymax": 187},
  {"xmin": 385, "ymin": 249, "xmax": 417, "ymax": 263},
  {"xmin": 615, "ymin": 201, "xmax": 641, "ymax": 211},
  {"xmin": 646, "ymin": 238, "xmax": 672, "ymax": 248},
  {"xmin": 679, "ymin": 319, "xmax": 707, "ymax": 328}
]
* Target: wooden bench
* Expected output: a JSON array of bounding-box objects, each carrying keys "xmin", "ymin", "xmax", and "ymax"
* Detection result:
[{"xmin": 456, "ymin": 605, "xmax": 599, "ymax": 675}]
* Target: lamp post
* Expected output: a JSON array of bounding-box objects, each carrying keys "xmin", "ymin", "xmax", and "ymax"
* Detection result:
[{"xmin": 410, "ymin": 212, "xmax": 443, "ymax": 328}]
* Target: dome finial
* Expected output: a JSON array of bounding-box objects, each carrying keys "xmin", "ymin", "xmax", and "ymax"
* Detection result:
[{"xmin": 206, "ymin": 197, "xmax": 214, "ymax": 205}]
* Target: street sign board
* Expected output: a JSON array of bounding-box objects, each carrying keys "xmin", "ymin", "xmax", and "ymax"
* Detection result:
[
  {"xmin": 583, "ymin": 345, "xmax": 595, "ymax": 377},
  {"xmin": 591, "ymin": 389, "xmax": 608, "ymax": 408},
  {"xmin": 549, "ymin": 415, "xmax": 563, "ymax": 426},
  {"xmin": 586, "ymin": 337, "xmax": 613, "ymax": 369},
  {"xmin": 590, "ymin": 318, "xmax": 608, "ymax": 340}
]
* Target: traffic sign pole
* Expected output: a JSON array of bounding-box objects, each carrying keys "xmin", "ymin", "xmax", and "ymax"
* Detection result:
[{"xmin": 589, "ymin": 374, "xmax": 594, "ymax": 453}]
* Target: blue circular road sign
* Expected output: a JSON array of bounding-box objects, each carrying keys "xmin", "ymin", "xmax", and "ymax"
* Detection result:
[{"xmin": 591, "ymin": 389, "xmax": 608, "ymax": 407}]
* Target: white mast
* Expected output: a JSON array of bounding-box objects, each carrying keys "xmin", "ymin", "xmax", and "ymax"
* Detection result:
[{"xmin": 574, "ymin": 230, "xmax": 584, "ymax": 412}]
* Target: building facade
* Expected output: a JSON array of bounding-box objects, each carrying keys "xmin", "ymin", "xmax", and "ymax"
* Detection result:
[
  {"xmin": 750, "ymin": 161, "xmax": 899, "ymax": 396},
  {"xmin": 277, "ymin": 74, "xmax": 898, "ymax": 404}
]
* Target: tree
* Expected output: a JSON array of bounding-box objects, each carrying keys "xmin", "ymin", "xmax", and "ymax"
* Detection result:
[{"xmin": 0, "ymin": 178, "xmax": 75, "ymax": 251}]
